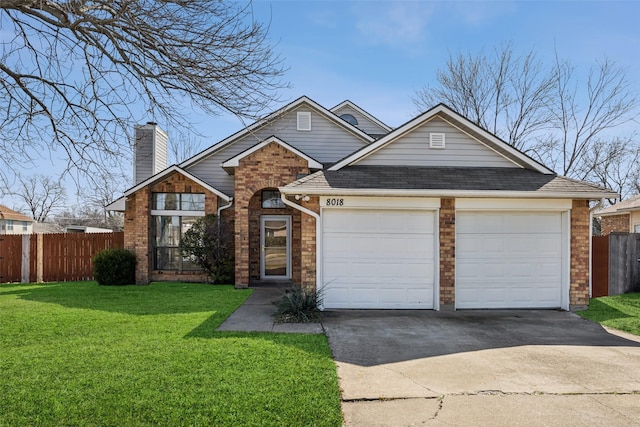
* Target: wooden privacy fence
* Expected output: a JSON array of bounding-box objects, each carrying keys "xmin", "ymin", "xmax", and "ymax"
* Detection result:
[
  {"xmin": 0, "ymin": 232, "xmax": 124, "ymax": 283},
  {"xmin": 592, "ymin": 233, "xmax": 640, "ymax": 297}
]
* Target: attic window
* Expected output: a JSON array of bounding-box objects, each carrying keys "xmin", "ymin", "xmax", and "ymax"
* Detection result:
[
  {"xmin": 340, "ymin": 113, "xmax": 358, "ymax": 126},
  {"xmin": 297, "ymin": 111, "xmax": 311, "ymax": 131},
  {"xmin": 430, "ymin": 133, "xmax": 446, "ymax": 149}
]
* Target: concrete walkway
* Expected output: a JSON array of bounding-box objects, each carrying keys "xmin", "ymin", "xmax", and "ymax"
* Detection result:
[{"xmin": 216, "ymin": 286, "xmax": 324, "ymax": 334}]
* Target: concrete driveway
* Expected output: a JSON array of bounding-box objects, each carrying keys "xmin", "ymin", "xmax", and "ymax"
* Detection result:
[{"xmin": 321, "ymin": 310, "xmax": 640, "ymax": 426}]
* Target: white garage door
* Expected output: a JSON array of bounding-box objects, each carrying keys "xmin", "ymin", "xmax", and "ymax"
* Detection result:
[
  {"xmin": 456, "ymin": 212, "xmax": 564, "ymax": 309},
  {"xmin": 322, "ymin": 209, "xmax": 436, "ymax": 309}
]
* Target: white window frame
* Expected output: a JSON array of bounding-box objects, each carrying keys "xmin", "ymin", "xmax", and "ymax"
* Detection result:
[{"xmin": 297, "ymin": 111, "xmax": 311, "ymax": 131}]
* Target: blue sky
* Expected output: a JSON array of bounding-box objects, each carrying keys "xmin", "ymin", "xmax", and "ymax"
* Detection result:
[
  {"xmin": 5, "ymin": 0, "xmax": 640, "ymax": 210},
  {"xmin": 202, "ymin": 0, "xmax": 640, "ymax": 140}
]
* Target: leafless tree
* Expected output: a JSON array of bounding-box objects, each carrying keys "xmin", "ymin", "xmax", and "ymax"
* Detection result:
[
  {"xmin": 413, "ymin": 43, "xmax": 557, "ymax": 151},
  {"xmin": 12, "ymin": 174, "xmax": 67, "ymax": 222},
  {"xmin": 413, "ymin": 43, "xmax": 639, "ymax": 199},
  {"xmin": 0, "ymin": 0, "xmax": 287, "ymax": 187},
  {"xmin": 167, "ymin": 133, "xmax": 205, "ymax": 165},
  {"xmin": 76, "ymin": 171, "xmax": 128, "ymax": 227}
]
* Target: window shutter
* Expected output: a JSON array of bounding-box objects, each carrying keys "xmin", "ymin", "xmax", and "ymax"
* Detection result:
[
  {"xmin": 297, "ymin": 112, "xmax": 311, "ymax": 131},
  {"xmin": 430, "ymin": 133, "xmax": 445, "ymax": 149}
]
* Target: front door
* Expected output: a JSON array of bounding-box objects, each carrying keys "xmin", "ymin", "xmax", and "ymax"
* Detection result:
[{"xmin": 260, "ymin": 215, "xmax": 291, "ymax": 280}]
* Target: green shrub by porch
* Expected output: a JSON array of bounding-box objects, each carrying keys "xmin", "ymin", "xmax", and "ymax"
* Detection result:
[{"xmin": 92, "ymin": 248, "xmax": 136, "ymax": 285}]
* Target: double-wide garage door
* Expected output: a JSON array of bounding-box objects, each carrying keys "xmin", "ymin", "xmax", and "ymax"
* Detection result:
[
  {"xmin": 322, "ymin": 209, "xmax": 436, "ymax": 309},
  {"xmin": 456, "ymin": 211, "xmax": 564, "ymax": 309}
]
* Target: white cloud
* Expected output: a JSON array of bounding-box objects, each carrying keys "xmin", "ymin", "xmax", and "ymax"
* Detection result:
[{"xmin": 353, "ymin": 1, "xmax": 435, "ymax": 48}]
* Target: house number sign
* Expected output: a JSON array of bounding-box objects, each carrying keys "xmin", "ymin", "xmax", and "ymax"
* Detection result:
[{"xmin": 323, "ymin": 197, "xmax": 345, "ymax": 206}]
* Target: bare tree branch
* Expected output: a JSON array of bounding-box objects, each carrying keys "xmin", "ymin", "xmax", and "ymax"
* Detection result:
[
  {"xmin": 11, "ymin": 174, "xmax": 67, "ymax": 221},
  {"xmin": 413, "ymin": 42, "xmax": 639, "ymax": 197},
  {"xmin": 0, "ymin": 0, "xmax": 287, "ymax": 184}
]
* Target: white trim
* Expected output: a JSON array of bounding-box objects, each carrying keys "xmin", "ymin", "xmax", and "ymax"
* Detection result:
[
  {"xmin": 319, "ymin": 196, "xmax": 440, "ymax": 209},
  {"xmin": 260, "ymin": 215, "xmax": 292, "ymax": 280},
  {"xmin": 221, "ymin": 136, "xmax": 323, "ymax": 169},
  {"xmin": 329, "ymin": 104, "xmax": 553, "ymax": 174},
  {"xmin": 181, "ymin": 96, "xmax": 374, "ymax": 169},
  {"xmin": 297, "ymin": 111, "xmax": 312, "ymax": 131},
  {"xmin": 563, "ymin": 210, "xmax": 571, "ymax": 310},
  {"xmin": 106, "ymin": 196, "xmax": 126, "ymax": 211},
  {"xmin": 280, "ymin": 194, "xmax": 322, "ymax": 302},
  {"xmin": 330, "ymin": 100, "xmax": 393, "ymax": 132},
  {"xmin": 429, "ymin": 132, "xmax": 446, "ymax": 149},
  {"xmin": 123, "ymin": 165, "xmax": 231, "ymax": 201},
  {"xmin": 281, "ymin": 187, "xmax": 617, "ymax": 199},
  {"xmin": 456, "ymin": 198, "xmax": 572, "ymax": 210},
  {"xmin": 150, "ymin": 210, "xmax": 205, "ymax": 217}
]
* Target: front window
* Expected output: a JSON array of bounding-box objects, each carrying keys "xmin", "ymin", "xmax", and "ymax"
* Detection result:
[
  {"xmin": 152, "ymin": 193, "xmax": 204, "ymax": 270},
  {"xmin": 7, "ymin": 220, "xmax": 13, "ymax": 231},
  {"xmin": 262, "ymin": 190, "xmax": 285, "ymax": 209}
]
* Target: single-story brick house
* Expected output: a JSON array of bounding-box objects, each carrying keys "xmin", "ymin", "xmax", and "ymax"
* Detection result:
[
  {"xmin": 594, "ymin": 195, "xmax": 640, "ymax": 235},
  {"xmin": 109, "ymin": 96, "xmax": 616, "ymax": 310}
]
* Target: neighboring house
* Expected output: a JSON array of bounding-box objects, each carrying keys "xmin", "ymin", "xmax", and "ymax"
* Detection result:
[
  {"xmin": 64, "ymin": 225, "xmax": 114, "ymax": 233},
  {"xmin": 109, "ymin": 97, "xmax": 616, "ymax": 310},
  {"xmin": 0, "ymin": 204, "xmax": 34, "ymax": 234},
  {"xmin": 594, "ymin": 195, "xmax": 640, "ymax": 235}
]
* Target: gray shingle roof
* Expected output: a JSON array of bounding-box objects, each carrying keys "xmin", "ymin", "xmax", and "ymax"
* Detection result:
[{"xmin": 282, "ymin": 166, "xmax": 616, "ymax": 198}]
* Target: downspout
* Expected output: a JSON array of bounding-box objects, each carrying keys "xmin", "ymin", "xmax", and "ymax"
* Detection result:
[
  {"xmin": 280, "ymin": 193, "xmax": 322, "ymax": 298},
  {"xmin": 588, "ymin": 198, "xmax": 605, "ymax": 298},
  {"xmin": 217, "ymin": 197, "xmax": 234, "ymax": 217}
]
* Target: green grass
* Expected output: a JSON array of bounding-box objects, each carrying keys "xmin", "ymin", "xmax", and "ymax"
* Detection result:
[
  {"xmin": 578, "ymin": 293, "xmax": 640, "ymax": 336},
  {"xmin": 0, "ymin": 282, "xmax": 342, "ymax": 426}
]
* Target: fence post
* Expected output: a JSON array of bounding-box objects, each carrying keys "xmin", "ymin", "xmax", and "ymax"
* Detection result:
[
  {"xmin": 37, "ymin": 233, "xmax": 44, "ymax": 283},
  {"xmin": 21, "ymin": 234, "xmax": 30, "ymax": 283}
]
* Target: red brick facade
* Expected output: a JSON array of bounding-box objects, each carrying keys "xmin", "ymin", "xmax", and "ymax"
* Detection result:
[
  {"xmin": 124, "ymin": 171, "xmax": 220, "ymax": 284},
  {"xmin": 439, "ymin": 198, "xmax": 456, "ymax": 307},
  {"xmin": 570, "ymin": 199, "xmax": 591, "ymax": 308},
  {"xmin": 600, "ymin": 214, "xmax": 629, "ymax": 236},
  {"xmin": 124, "ymin": 166, "xmax": 593, "ymax": 309},
  {"xmin": 233, "ymin": 142, "xmax": 311, "ymax": 287}
]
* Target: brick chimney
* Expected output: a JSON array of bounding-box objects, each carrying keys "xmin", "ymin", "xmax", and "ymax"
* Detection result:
[{"xmin": 133, "ymin": 122, "xmax": 168, "ymax": 184}]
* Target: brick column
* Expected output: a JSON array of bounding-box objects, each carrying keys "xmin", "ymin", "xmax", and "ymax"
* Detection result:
[
  {"xmin": 570, "ymin": 199, "xmax": 590, "ymax": 308},
  {"xmin": 300, "ymin": 197, "xmax": 320, "ymax": 288},
  {"xmin": 124, "ymin": 188, "xmax": 151, "ymax": 284},
  {"xmin": 439, "ymin": 198, "xmax": 455, "ymax": 309}
]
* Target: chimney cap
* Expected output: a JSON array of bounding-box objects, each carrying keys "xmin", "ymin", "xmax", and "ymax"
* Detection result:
[{"xmin": 146, "ymin": 121, "xmax": 157, "ymax": 126}]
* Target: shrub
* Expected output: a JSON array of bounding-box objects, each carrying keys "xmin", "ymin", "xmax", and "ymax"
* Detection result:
[
  {"xmin": 93, "ymin": 248, "xmax": 136, "ymax": 286},
  {"xmin": 275, "ymin": 284, "xmax": 324, "ymax": 323},
  {"xmin": 179, "ymin": 214, "xmax": 234, "ymax": 284}
]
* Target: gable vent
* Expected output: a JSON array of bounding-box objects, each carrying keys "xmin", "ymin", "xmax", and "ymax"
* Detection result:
[
  {"xmin": 297, "ymin": 111, "xmax": 311, "ymax": 131},
  {"xmin": 430, "ymin": 133, "xmax": 445, "ymax": 149}
]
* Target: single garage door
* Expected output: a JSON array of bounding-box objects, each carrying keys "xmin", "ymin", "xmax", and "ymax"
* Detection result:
[
  {"xmin": 322, "ymin": 209, "xmax": 436, "ymax": 309},
  {"xmin": 456, "ymin": 211, "xmax": 564, "ymax": 309}
]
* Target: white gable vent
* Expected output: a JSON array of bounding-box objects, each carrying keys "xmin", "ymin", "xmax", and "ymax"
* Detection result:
[
  {"xmin": 297, "ymin": 111, "xmax": 311, "ymax": 131},
  {"xmin": 430, "ymin": 132, "xmax": 446, "ymax": 149}
]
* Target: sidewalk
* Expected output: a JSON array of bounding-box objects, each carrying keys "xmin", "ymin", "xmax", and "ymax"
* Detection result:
[{"xmin": 216, "ymin": 286, "xmax": 324, "ymax": 334}]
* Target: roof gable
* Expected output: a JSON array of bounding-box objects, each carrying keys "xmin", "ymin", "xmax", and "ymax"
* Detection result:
[
  {"xmin": 221, "ymin": 136, "xmax": 323, "ymax": 173},
  {"xmin": 181, "ymin": 96, "xmax": 374, "ymax": 169},
  {"xmin": 329, "ymin": 104, "xmax": 553, "ymax": 174},
  {"xmin": 123, "ymin": 165, "xmax": 230, "ymax": 201},
  {"xmin": 330, "ymin": 100, "xmax": 392, "ymax": 135}
]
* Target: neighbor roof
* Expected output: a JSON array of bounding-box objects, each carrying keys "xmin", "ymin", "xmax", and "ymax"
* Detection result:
[
  {"xmin": 281, "ymin": 166, "xmax": 618, "ymax": 199},
  {"xmin": 0, "ymin": 205, "xmax": 34, "ymax": 222},
  {"xmin": 595, "ymin": 194, "xmax": 640, "ymax": 216}
]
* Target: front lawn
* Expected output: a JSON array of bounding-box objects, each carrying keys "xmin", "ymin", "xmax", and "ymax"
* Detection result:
[
  {"xmin": 0, "ymin": 282, "xmax": 342, "ymax": 426},
  {"xmin": 578, "ymin": 293, "xmax": 640, "ymax": 336}
]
